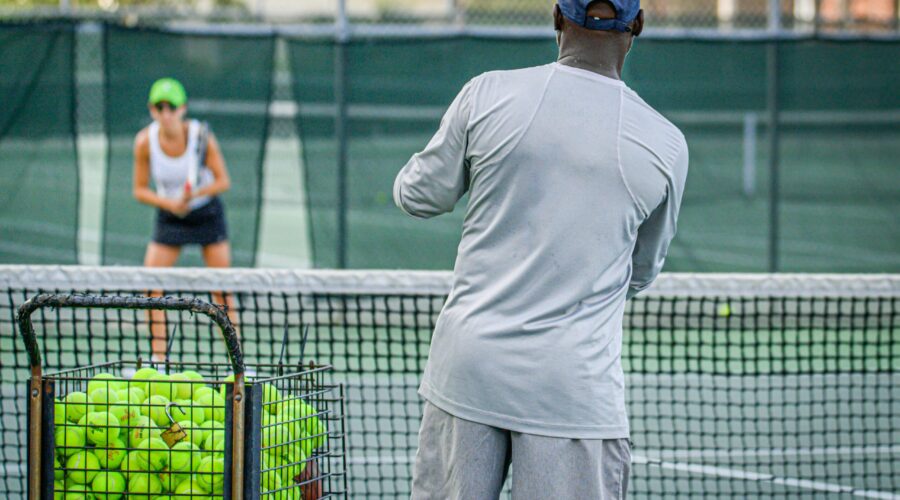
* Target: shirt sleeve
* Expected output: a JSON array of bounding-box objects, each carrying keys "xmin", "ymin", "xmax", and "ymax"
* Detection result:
[
  {"xmin": 393, "ymin": 79, "xmax": 475, "ymax": 219},
  {"xmin": 627, "ymin": 141, "xmax": 689, "ymax": 299}
]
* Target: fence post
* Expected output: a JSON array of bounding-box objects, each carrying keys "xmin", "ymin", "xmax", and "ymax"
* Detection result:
[
  {"xmin": 335, "ymin": 0, "xmax": 349, "ymax": 268},
  {"xmin": 768, "ymin": 0, "xmax": 782, "ymax": 31},
  {"xmin": 766, "ymin": 41, "xmax": 780, "ymax": 272}
]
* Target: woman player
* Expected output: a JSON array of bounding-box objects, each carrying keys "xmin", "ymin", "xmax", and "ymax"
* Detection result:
[{"xmin": 133, "ymin": 77, "xmax": 235, "ymax": 361}]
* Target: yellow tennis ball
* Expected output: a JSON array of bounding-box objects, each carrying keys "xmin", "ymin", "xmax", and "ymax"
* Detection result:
[
  {"xmin": 137, "ymin": 437, "xmax": 171, "ymax": 471},
  {"xmin": 88, "ymin": 373, "xmax": 127, "ymax": 395},
  {"xmin": 141, "ymin": 395, "xmax": 172, "ymax": 427},
  {"xmin": 165, "ymin": 373, "xmax": 193, "ymax": 401},
  {"xmin": 717, "ymin": 303, "xmax": 732, "ymax": 317},
  {"xmin": 65, "ymin": 450, "xmax": 100, "ymax": 484},
  {"xmin": 126, "ymin": 415, "xmax": 162, "ymax": 448},
  {"xmin": 130, "ymin": 367, "xmax": 160, "ymax": 395},
  {"xmin": 127, "ymin": 472, "xmax": 163, "ymax": 498},
  {"xmin": 64, "ymin": 392, "xmax": 89, "ymax": 423},
  {"xmin": 55, "ymin": 425, "xmax": 85, "ymax": 457},
  {"xmin": 85, "ymin": 411, "xmax": 120, "ymax": 445},
  {"xmin": 169, "ymin": 441, "xmax": 202, "ymax": 472},
  {"xmin": 91, "ymin": 470, "xmax": 126, "ymax": 500},
  {"xmin": 94, "ymin": 438, "xmax": 127, "ymax": 470},
  {"xmin": 194, "ymin": 456, "xmax": 224, "ymax": 491}
]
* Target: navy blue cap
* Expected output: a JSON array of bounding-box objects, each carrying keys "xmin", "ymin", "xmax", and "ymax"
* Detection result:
[{"xmin": 558, "ymin": 0, "xmax": 640, "ymax": 32}]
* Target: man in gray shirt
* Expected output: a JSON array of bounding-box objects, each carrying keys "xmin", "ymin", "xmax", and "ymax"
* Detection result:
[{"xmin": 394, "ymin": 0, "xmax": 688, "ymax": 497}]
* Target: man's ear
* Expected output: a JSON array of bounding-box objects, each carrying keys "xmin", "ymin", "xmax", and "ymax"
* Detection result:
[
  {"xmin": 553, "ymin": 4, "xmax": 565, "ymax": 32},
  {"xmin": 631, "ymin": 9, "xmax": 644, "ymax": 37}
]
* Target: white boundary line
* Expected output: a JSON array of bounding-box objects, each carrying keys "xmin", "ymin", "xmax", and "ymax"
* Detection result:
[{"xmin": 633, "ymin": 455, "xmax": 900, "ymax": 499}]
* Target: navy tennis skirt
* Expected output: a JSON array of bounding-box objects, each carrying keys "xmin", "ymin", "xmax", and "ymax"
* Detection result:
[{"xmin": 153, "ymin": 197, "xmax": 228, "ymax": 246}]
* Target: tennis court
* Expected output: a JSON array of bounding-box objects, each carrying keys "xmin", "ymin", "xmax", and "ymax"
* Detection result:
[
  {"xmin": 1, "ymin": 268, "xmax": 897, "ymax": 498},
  {"xmin": 1, "ymin": 13, "xmax": 899, "ymax": 500}
]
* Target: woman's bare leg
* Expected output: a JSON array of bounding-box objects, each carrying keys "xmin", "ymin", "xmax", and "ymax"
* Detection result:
[{"xmin": 144, "ymin": 242, "xmax": 181, "ymax": 360}]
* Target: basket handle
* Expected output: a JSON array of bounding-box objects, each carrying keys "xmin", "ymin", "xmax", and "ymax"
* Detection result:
[{"xmin": 16, "ymin": 294, "xmax": 245, "ymax": 375}]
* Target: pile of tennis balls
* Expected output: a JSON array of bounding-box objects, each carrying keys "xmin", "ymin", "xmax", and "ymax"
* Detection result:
[{"xmin": 52, "ymin": 368, "xmax": 328, "ymax": 499}]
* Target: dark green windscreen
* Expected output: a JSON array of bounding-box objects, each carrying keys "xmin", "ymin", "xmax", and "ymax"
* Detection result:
[
  {"xmin": 0, "ymin": 23, "xmax": 78, "ymax": 264},
  {"xmin": 102, "ymin": 26, "xmax": 275, "ymax": 267},
  {"xmin": 291, "ymin": 37, "xmax": 899, "ymax": 272}
]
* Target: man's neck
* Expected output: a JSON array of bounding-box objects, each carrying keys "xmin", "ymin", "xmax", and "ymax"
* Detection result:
[{"xmin": 557, "ymin": 54, "xmax": 621, "ymax": 80}]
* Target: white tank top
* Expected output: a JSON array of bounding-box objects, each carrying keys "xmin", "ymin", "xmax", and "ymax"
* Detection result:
[{"xmin": 149, "ymin": 119, "xmax": 214, "ymax": 210}]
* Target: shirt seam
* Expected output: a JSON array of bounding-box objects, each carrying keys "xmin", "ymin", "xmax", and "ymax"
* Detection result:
[
  {"xmin": 471, "ymin": 65, "xmax": 556, "ymax": 174},
  {"xmin": 616, "ymin": 90, "xmax": 649, "ymax": 219}
]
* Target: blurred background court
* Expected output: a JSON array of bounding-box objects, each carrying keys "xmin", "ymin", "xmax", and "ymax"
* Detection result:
[{"xmin": 1, "ymin": 0, "xmax": 898, "ymax": 498}]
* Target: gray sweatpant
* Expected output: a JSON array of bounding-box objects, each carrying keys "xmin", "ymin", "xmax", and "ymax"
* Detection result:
[{"xmin": 411, "ymin": 402, "xmax": 631, "ymax": 500}]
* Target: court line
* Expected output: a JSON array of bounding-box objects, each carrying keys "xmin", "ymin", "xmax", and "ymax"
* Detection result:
[{"xmin": 633, "ymin": 455, "xmax": 900, "ymax": 499}]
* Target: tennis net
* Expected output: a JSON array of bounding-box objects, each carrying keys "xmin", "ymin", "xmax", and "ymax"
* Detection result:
[{"xmin": 1, "ymin": 266, "xmax": 897, "ymax": 498}]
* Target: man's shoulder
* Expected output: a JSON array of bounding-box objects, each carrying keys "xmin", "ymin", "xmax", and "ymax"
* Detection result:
[
  {"xmin": 469, "ymin": 64, "xmax": 555, "ymax": 92},
  {"xmin": 623, "ymin": 88, "xmax": 686, "ymax": 147},
  {"xmin": 623, "ymin": 89, "xmax": 681, "ymax": 131}
]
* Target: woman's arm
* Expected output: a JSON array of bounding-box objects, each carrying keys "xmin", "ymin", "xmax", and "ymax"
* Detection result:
[
  {"xmin": 191, "ymin": 132, "xmax": 231, "ymax": 199},
  {"xmin": 132, "ymin": 129, "xmax": 188, "ymax": 216}
]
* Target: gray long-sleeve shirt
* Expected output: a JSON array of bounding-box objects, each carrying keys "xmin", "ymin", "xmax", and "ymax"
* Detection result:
[{"xmin": 394, "ymin": 62, "xmax": 688, "ymax": 438}]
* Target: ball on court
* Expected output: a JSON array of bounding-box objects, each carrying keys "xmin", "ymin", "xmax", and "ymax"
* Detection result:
[
  {"xmin": 65, "ymin": 450, "xmax": 100, "ymax": 484},
  {"xmin": 91, "ymin": 470, "xmax": 126, "ymax": 500},
  {"xmin": 717, "ymin": 303, "xmax": 732, "ymax": 317},
  {"xmin": 64, "ymin": 392, "xmax": 89, "ymax": 423}
]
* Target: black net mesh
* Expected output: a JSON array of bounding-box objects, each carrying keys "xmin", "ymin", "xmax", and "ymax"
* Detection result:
[
  {"xmin": 101, "ymin": 25, "xmax": 275, "ymax": 267},
  {"xmin": 1, "ymin": 268, "xmax": 897, "ymax": 497},
  {"xmin": 0, "ymin": 22, "xmax": 79, "ymax": 264}
]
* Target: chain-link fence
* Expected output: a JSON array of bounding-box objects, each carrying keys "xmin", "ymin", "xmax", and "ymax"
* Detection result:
[{"xmin": 2, "ymin": 0, "xmax": 899, "ymax": 31}]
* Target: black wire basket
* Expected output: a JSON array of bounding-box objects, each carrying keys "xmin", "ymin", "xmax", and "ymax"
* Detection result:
[{"xmin": 18, "ymin": 294, "xmax": 348, "ymax": 499}]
